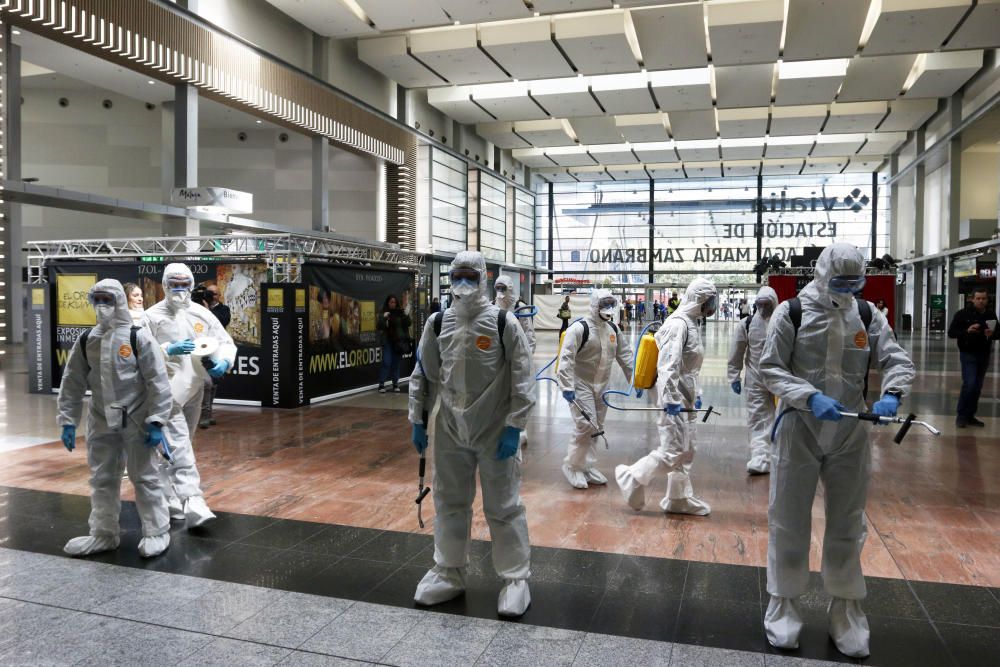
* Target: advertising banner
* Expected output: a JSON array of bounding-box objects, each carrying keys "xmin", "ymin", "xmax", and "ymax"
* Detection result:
[
  {"xmin": 45, "ymin": 261, "xmax": 267, "ymax": 402},
  {"xmin": 25, "ymin": 284, "xmax": 53, "ymax": 393},
  {"xmin": 261, "ymin": 283, "xmax": 308, "ymax": 409},
  {"xmin": 303, "ymin": 264, "xmax": 416, "ymax": 400}
]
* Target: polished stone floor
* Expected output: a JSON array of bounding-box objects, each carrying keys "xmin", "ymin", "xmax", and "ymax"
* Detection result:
[{"xmin": 1, "ymin": 321, "xmax": 998, "ymax": 665}]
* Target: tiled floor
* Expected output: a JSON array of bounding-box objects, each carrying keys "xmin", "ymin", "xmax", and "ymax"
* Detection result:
[{"xmin": 1, "ymin": 323, "xmax": 998, "ymax": 665}]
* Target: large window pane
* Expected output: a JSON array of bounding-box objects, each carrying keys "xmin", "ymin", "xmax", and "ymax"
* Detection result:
[{"xmin": 431, "ymin": 148, "xmax": 467, "ymax": 254}]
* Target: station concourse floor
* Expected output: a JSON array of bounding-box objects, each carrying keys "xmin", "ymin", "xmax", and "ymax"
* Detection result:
[{"xmin": 1, "ymin": 321, "xmax": 998, "ymax": 666}]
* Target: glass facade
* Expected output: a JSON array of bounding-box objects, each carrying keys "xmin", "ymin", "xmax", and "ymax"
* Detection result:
[
  {"xmin": 472, "ymin": 170, "xmax": 507, "ymax": 263},
  {"xmin": 513, "ymin": 188, "xmax": 535, "ymax": 267},
  {"xmin": 536, "ymin": 174, "xmax": 889, "ymax": 284},
  {"xmin": 430, "ymin": 149, "xmax": 468, "ymax": 255}
]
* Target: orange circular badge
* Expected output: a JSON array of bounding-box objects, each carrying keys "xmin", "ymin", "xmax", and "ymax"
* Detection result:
[
  {"xmin": 610, "ymin": 334, "xmax": 616, "ymax": 344},
  {"xmin": 118, "ymin": 344, "xmax": 132, "ymax": 359},
  {"xmin": 854, "ymin": 330, "xmax": 867, "ymax": 349},
  {"xmin": 193, "ymin": 322, "xmax": 205, "ymax": 334},
  {"xmin": 475, "ymin": 335, "xmax": 492, "ymax": 350}
]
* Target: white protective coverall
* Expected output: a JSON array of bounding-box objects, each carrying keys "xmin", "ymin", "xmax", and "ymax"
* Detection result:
[
  {"xmin": 760, "ymin": 243, "xmax": 915, "ymax": 657},
  {"xmin": 728, "ymin": 286, "xmax": 779, "ymax": 474},
  {"xmin": 615, "ymin": 278, "xmax": 717, "ymax": 515},
  {"xmin": 409, "ymin": 251, "xmax": 535, "ymax": 616},
  {"xmin": 145, "ymin": 263, "xmax": 237, "ymax": 525},
  {"xmin": 57, "ymin": 279, "xmax": 174, "ymax": 557},
  {"xmin": 556, "ymin": 289, "xmax": 634, "ymax": 489},
  {"xmin": 495, "ymin": 274, "xmax": 536, "ymax": 450}
]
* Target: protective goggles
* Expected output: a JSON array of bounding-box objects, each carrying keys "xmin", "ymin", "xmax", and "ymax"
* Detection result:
[
  {"xmin": 598, "ymin": 296, "xmax": 617, "ymax": 310},
  {"xmin": 494, "ymin": 284, "xmax": 508, "ymax": 293},
  {"xmin": 449, "ymin": 268, "xmax": 480, "ymax": 283},
  {"xmin": 89, "ymin": 292, "xmax": 116, "ymax": 307},
  {"xmin": 166, "ymin": 276, "xmax": 193, "ymax": 292},
  {"xmin": 702, "ymin": 294, "xmax": 719, "ymax": 314},
  {"xmin": 754, "ymin": 298, "xmax": 774, "ymax": 311},
  {"xmin": 829, "ymin": 275, "xmax": 866, "ymax": 293}
]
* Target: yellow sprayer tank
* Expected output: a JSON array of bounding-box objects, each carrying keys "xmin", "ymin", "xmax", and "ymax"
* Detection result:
[
  {"xmin": 555, "ymin": 330, "xmax": 567, "ymax": 373},
  {"xmin": 633, "ymin": 333, "xmax": 659, "ymax": 390}
]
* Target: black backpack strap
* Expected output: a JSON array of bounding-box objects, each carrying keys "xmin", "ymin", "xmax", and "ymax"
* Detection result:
[
  {"xmin": 79, "ymin": 329, "xmax": 91, "ymax": 367},
  {"xmin": 856, "ymin": 298, "xmax": 873, "ymax": 400},
  {"xmin": 130, "ymin": 325, "xmax": 141, "ymax": 368},
  {"xmin": 432, "ymin": 311, "xmax": 443, "ymax": 337},
  {"xmin": 788, "ymin": 297, "xmax": 802, "ymax": 335},
  {"xmin": 745, "ymin": 313, "xmax": 753, "ymax": 334},
  {"xmin": 577, "ymin": 320, "xmax": 590, "ymax": 352},
  {"xmin": 497, "ymin": 310, "xmax": 507, "ymax": 359},
  {"xmin": 609, "ymin": 321, "xmax": 619, "ymax": 336}
]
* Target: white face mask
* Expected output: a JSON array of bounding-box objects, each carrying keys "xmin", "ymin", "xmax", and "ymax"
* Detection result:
[
  {"xmin": 94, "ymin": 304, "xmax": 116, "ymax": 323},
  {"xmin": 452, "ymin": 279, "xmax": 478, "ymax": 298},
  {"xmin": 170, "ymin": 290, "xmax": 191, "ymax": 308},
  {"xmin": 600, "ymin": 308, "xmax": 615, "ymax": 321}
]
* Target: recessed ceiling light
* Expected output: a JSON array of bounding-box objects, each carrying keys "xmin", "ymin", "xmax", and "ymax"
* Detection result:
[
  {"xmin": 147, "ymin": 80, "xmax": 155, "ymax": 85},
  {"xmin": 255, "ymin": 120, "xmax": 262, "ymax": 124},
  {"xmin": 12, "ymin": 30, "xmax": 20, "ymax": 35}
]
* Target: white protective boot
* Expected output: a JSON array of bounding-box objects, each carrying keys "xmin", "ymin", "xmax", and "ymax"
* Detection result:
[
  {"xmin": 138, "ymin": 532, "xmax": 171, "ymax": 558},
  {"xmin": 584, "ymin": 468, "xmax": 608, "ymax": 485},
  {"xmin": 561, "ymin": 463, "xmax": 588, "ymax": 490},
  {"xmin": 764, "ymin": 595, "xmax": 804, "ymax": 650},
  {"xmin": 829, "ymin": 598, "xmax": 870, "ymax": 658},
  {"xmin": 167, "ymin": 494, "xmax": 186, "ymax": 521},
  {"xmin": 746, "ymin": 452, "xmax": 770, "ymax": 475},
  {"xmin": 64, "ymin": 534, "xmax": 120, "ymax": 557},
  {"xmin": 184, "ymin": 495, "xmax": 216, "ymax": 527},
  {"xmin": 414, "ymin": 566, "xmax": 466, "ymax": 606},
  {"xmin": 615, "ymin": 464, "xmax": 646, "ymax": 511},
  {"xmin": 660, "ymin": 471, "xmax": 711, "ymax": 515},
  {"xmin": 498, "ymin": 579, "xmax": 531, "ymax": 617}
]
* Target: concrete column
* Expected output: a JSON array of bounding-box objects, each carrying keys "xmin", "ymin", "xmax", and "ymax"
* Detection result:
[
  {"xmin": 312, "ymin": 136, "xmax": 330, "ymax": 233},
  {"xmin": 946, "ymin": 93, "xmax": 963, "ymax": 322},
  {"xmin": 312, "ymin": 35, "xmax": 330, "ymax": 80},
  {"xmin": 913, "ymin": 129, "xmax": 926, "ymax": 331},
  {"xmin": 5, "ymin": 34, "xmax": 23, "ymax": 343},
  {"xmin": 165, "ymin": 84, "xmax": 200, "ymax": 237}
]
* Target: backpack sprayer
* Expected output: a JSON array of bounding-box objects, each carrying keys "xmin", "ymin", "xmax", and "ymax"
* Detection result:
[{"xmin": 600, "ymin": 320, "xmax": 721, "ymax": 422}]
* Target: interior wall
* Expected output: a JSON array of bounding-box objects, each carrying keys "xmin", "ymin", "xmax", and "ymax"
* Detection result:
[
  {"xmin": 923, "ymin": 163, "xmax": 950, "ymax": 255},
  {"xmin": 894, "ymin": 179, "xmax": 916, "ymax": 260},
  {"xmin": 960, "ymin": 150, "xmax": 1000, "ymax": 222},
  {"xmin": 328, "ymin": 145, "xmax": 379, "ymax": 241},
  {"xmin": 325, "ymin": 38, "xmax": 395, "ymax": 116}
]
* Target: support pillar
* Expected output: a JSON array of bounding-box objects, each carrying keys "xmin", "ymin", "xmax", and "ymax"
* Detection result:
[
  {"xmin": 165, "ymin": 84, "xmax": 200, "ymax": 237},
  {"xmin": 3, "ymin": 29, "xmax": 22, "ymax": 344},
  {"xmin": 312, "ymin": 137, "xmax": 330, "ymax": 233},
  {"xmin": 913, "ymin": 129, "xmax": 926, "ymax": 331},
  {"xmin": 946, "ymin": 93, "xmax": 963, "ymax": 321}
]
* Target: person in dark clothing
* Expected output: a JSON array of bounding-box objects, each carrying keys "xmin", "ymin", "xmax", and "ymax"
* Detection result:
[
  {"xmin": 193, "ymin": 283, "xmax": 231, "ymax": 429},
  {"xmin": 430, "ymin": 297, "xmax": 441, "ymax": 314},
  {"xmin": 378, "ymin": 294, "xmax": 412, "ymax": 393},
  {"xmin": 205, "ymin": 284, "xmax": 231, "ymax": 328},
  {"xmin": 558, "ymin": 296, "xmax": 572, "ymax": 335},
  {"xmin": 948, "ymin": 288, "xmax": 998, "ymax": 427}
]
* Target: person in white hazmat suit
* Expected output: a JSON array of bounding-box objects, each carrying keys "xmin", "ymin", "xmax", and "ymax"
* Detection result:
[
  {"xmin": 144, "ymin": 263, "xmax": 237, "ymax": 527},
  {"xmin": 759, "ymin": 243, "xmax": 915, "ymax": 658},
  {"xmin": 57, "ymin": 280, "xmax": 174, "ymax": 558},
  {"xmin": 409, "ymin": 251, "xmax": 535, "ymax": 617},
  {"xmin": 557, "ymin": 289, "xmax": 634, "ymax": 489},
  {"xmin": 728, "ymin": 286, "xmax": 780, "ymax": 475},
  {"xmin": 494, "ymin": 274, "xmax": 535, "ymax": 450},
  {"xmin": 614, "ymin": 278, "xmax": 718, "ymax": 515}
]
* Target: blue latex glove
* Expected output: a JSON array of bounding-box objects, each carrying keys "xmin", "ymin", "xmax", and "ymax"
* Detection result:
[
  {"xmin": 872, "ymin": 394, "xmax": 900, "ymax": 420},
  {"xmin": 695, "ymin": 396, "xmax": 703, "ymax": 410},
  {"xmin": 166, "ymin": 339, "xmax": 195, "ymax": 356},
  {"xmin": 808, "ymin": 392, "xmax": 845, "ymax": 421},
  {"xmin": 61, "ymin": 425, "xmax": 76, "ymax": 452},
  {"xmin": 562, "ymin": 390, "xmax": 576, "ymax": 403},
  {"xmin": 496, "ymin": 426, "xmax": 521, "ymax": 460},
  {"xmin": 412, "ymin": 423, "xmax": 428, "ymax": 454},
  {"xmin": 731, "ymin": 380, "xmax": 742, "ymax": 395},
  {"xmin": 146, "ymin": 423, "xmax": 164, "ymax": 448},
  {"xmin": 635, "ymin": 388, "xmax": 644, "ymax": 399},
  {"xmin": 665, "ymin": 403, "xmax": 683, "ymax": 416},
  {"xmin": 207, "ymin": 358, "xmax": 231, "ymax": 379}
]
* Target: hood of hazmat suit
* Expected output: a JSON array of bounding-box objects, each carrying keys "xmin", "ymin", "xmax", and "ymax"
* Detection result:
[
  {"xmin": 656, "ymin": 278, "xmax": 716, "ymax": 408},
  {"xmin": 57, "ymin": 279, "xmax": 173, "ymax": 432},
  {"xmin": 494, "ymin": 274, "xmax": 536, "ymax": 353},
  {"xmin": 145, "ymin": 263, "xmax": 238, "ymax": 405}
]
